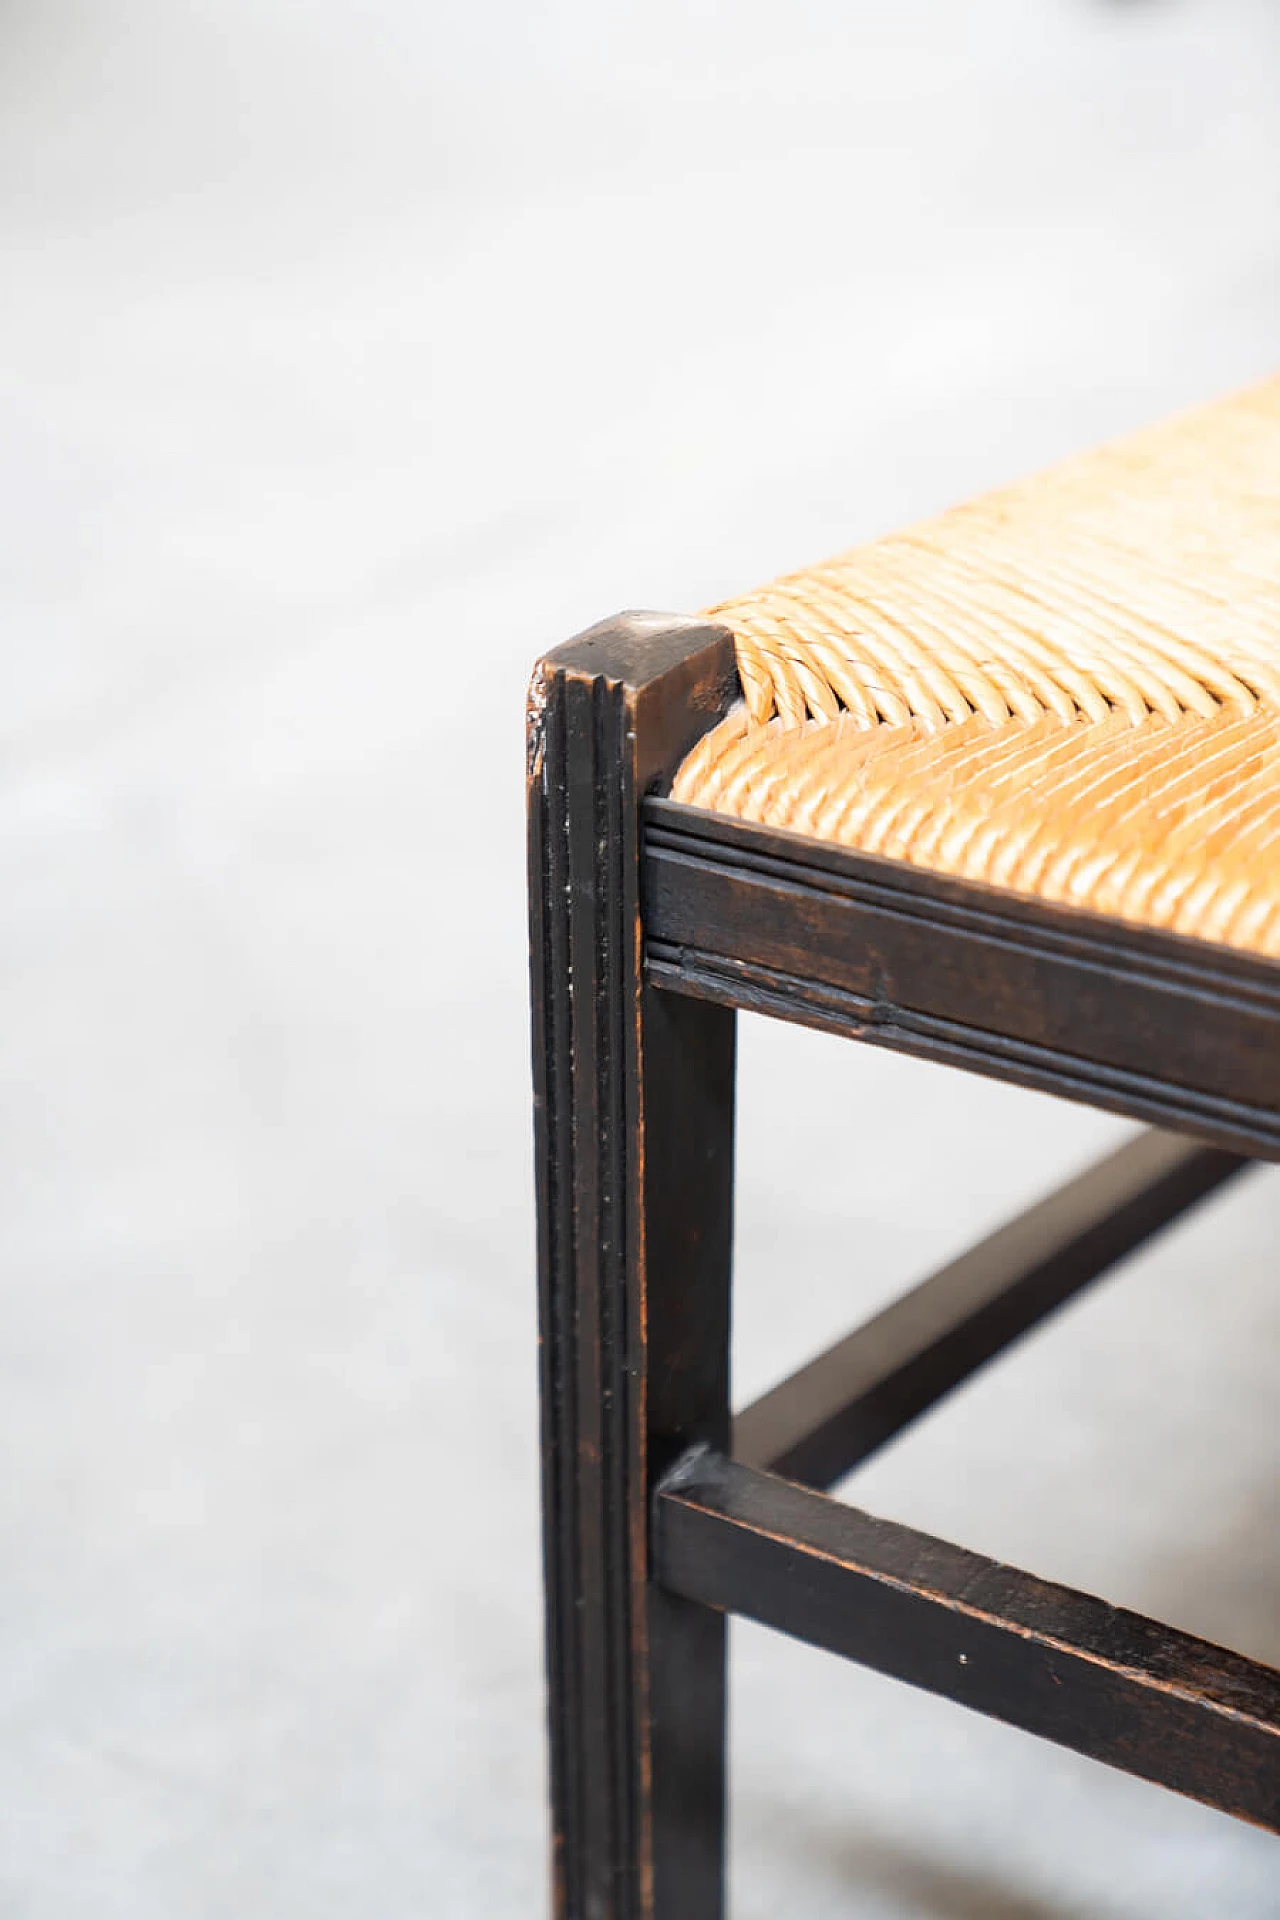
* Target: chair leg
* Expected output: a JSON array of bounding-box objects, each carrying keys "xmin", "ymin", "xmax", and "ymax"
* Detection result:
[{"xmin": 528, "ymin": 617, "xmax": 737, "ymax": 1919}]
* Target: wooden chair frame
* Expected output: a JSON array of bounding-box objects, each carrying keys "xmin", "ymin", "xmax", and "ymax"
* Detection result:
[{"xmin": 527, "ymin": 613, "xmax": 1280, "ymax": 1920}]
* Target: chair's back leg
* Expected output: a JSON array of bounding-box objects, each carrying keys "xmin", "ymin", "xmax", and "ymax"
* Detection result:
[{"xmin": 528, "ymin": 615, "xmax": 738, "ymax": 1920}]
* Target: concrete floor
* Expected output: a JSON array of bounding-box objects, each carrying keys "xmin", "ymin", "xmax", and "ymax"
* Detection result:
[{"xmin": 2, "ymin": 2, "xmax": 1280, "ymax": 1913}]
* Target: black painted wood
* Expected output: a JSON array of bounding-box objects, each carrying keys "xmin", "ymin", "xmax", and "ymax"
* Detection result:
[
  {"xmin": 528, "ymin": 614, "xmax": 738, "ymax": 1920},
  {"xmin": 734, "ymin": 1128, "xmax": 1248, "ymax": 1490},
  {"xmin": 532, "ymin": 607, "xmax": 1280, "ymax": 1907},
  {"xmin": 644, "ymin": 801, "xmax": 1280, "ymax": 1160},
  {"xmin": 655, "ymin": 1451, "xmax": 1280, "ymax": 1831}
]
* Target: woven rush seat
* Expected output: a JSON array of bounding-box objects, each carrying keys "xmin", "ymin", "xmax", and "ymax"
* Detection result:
[
  {"xmin": 528, "ymin": 377, "xmax": 1280, "ymax": 1920},
  {"xmin": 672, "ymin": 378, "xmax": 1280, "ymax": 955}
]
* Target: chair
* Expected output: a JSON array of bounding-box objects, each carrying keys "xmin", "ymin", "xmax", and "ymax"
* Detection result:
[{"xmin": 526, "ymin": 377, "xmax": 1280, "ymax": 1919}]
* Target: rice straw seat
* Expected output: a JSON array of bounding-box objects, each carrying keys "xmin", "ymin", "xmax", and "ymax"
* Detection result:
[{"xmin": 672, "ymin": 378, "xmax": 1280, "ymax": 956}]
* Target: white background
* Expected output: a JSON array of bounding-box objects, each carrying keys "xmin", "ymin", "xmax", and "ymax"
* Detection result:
[{"xmin": 2, "ymin": 2, "xmax": 1279, "ymax": 1913}]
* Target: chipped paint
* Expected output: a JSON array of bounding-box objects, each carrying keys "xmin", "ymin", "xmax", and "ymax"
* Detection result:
[{"xmin": 526, "ymin": 659, "xmax": 550, "ymax": 780}]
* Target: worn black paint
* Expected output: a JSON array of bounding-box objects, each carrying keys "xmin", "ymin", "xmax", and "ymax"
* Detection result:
[
  {"xmin": 734, "ymin": 1128, "xmax": 1248, "ymax": 1489},
  {"xmin": 645, "ymin": 801, "xmax": 1280, "ymax": 1159},
  {"xmin": 656, "ymin": 1451, "xmax": 1280, "ymax": 1832},
  {"xmin": 529, "ymin": 615, "xmax": 737, "ymax": 1920},
  {"xmin": 530, "ymin": 611, "xmax": 1280, "ymax": 1918}
]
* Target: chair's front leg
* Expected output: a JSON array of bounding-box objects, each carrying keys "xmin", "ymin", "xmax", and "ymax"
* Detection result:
[{"xmin": 528, "ymin": 616, "xmax": 737, "ymax": 1920}]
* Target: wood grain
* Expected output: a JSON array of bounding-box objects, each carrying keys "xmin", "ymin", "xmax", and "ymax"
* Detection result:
[
  {"xmin": 529, "ymin": 614, "xmax": 737, "ymax": 1919},
  {"xmin": 645, "ymin": 800, "xmax": 1280, "ymax": 1159},
  {"xmin": 656, "ymin": 1451, "xmax": 1280, "ymax": 1831},
  {"xmin": 733, "ymin": 1128, "xmax": 1248, "ymax": 1490}
]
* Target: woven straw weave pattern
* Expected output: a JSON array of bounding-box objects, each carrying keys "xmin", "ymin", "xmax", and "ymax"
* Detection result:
[{"xmin": 672, "ymin": 378, "xmax": 1280, "ymax": 955}]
